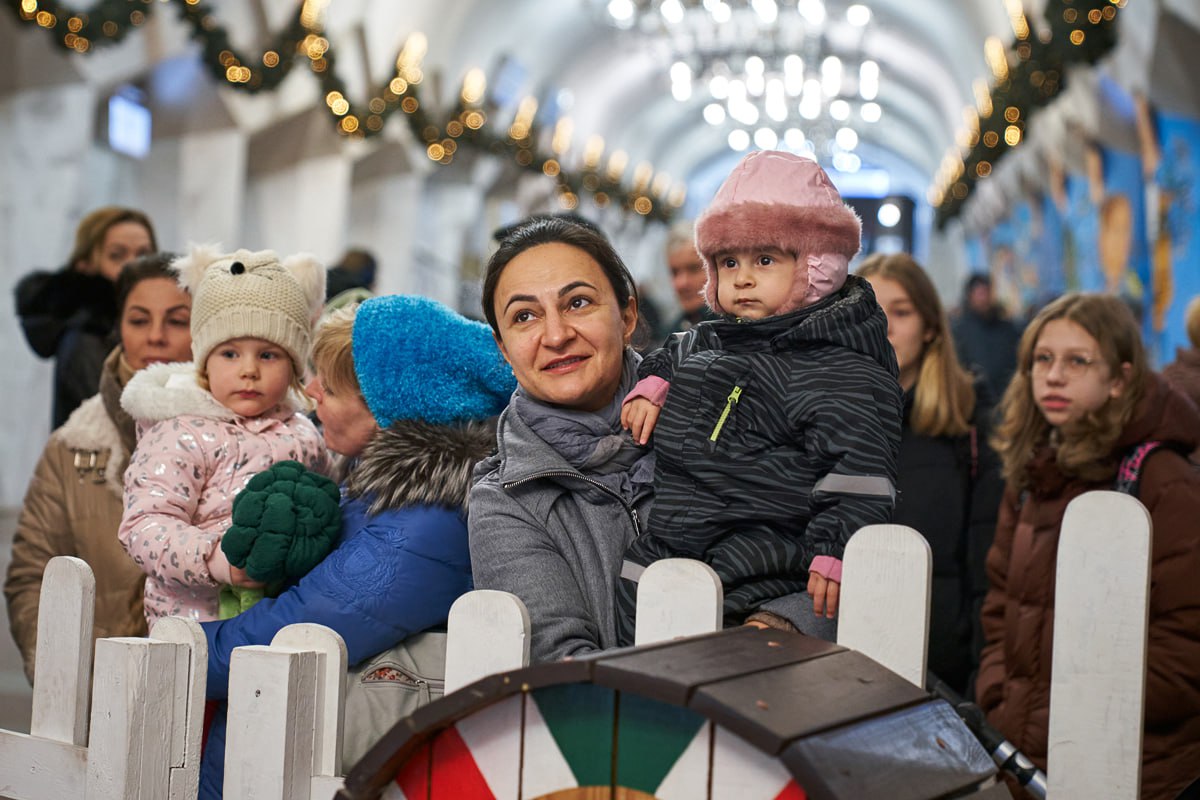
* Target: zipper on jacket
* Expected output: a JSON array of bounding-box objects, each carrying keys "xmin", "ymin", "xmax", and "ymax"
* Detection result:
[
  {"xmin": 504, "ymin": 470, "xmax": 643, "ymax": 537},
  {"xmin": 709, "ymin": 386, "xmax": 743, "ymax": 443}
]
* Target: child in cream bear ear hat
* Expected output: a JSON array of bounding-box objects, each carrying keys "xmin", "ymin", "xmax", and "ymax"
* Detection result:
[
  {"xmin": 614, "ymin": 150, "xmax": 903, "ymax": 645},
  {"xmin": 118, "ymin": 244, "xmax": 329, "ymax": 625}
]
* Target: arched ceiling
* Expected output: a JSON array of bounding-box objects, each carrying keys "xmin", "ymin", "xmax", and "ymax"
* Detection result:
[
  {"xmin": 413, "ymin": 0, "xmax": 1014, "ymax": 203},
  {"xmin": 8, "ymin": 0, "xmax": 1017, "ymax": 206}
]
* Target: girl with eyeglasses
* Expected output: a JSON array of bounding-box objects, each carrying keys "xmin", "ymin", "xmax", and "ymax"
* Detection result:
[{"xmin": 977, "ymin": 292, "xmax": 1200, "ymax": 799}]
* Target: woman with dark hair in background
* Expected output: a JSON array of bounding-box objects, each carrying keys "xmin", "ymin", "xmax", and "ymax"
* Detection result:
[
  {"xmin": 15, "ymin": 206, "xmax": 156, "ymax": 427},
  {"xmin": 6, "ymin": 253, "xmax": 191, "ymax": 682},
  {"xmin": 858, "ymin": 253, "xmax": 1003, "ymax": 696}
]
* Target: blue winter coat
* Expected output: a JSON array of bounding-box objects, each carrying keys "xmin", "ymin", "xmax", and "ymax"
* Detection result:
[{"xmin": 197, "ymin": 419, "xmax": 492, "ymax": 799}]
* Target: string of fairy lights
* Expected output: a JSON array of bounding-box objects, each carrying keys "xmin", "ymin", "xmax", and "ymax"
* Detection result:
[
  {"xmin": 6, "ymin": 0, "xmax": 683, "ymax": 222},
  {"xmin": 930, "ymin": 0, "xmax": 1125, "ymax": 228}
]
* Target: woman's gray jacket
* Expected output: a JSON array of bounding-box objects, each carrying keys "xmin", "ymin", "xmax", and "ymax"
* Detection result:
[{"xmin": 469, "ymin": 407, "xmax": 652, "ymax": 662}]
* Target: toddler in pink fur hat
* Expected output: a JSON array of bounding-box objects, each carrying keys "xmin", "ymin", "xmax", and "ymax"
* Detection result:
[{"xmin": 614, "ymin": 150, "xmax": 903, "ymax": 642}]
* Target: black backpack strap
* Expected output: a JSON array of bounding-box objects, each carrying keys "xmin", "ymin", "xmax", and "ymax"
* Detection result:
[{"xmin": 1113, "ymin": 441, "xmax": 1165, "ymax": 497}]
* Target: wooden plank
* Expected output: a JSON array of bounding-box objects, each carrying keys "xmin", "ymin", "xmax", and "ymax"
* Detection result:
[
  {"xmin": 783, "ymin": 700, "xmax": 995, "ymax": 800},
  {"xmin": 445, "ymin": 590, "xmax": 531, "ymax": 694},
  {"xmin": 1047, "ymin": 491, "xmax": 1151, "ymax": 799},
  {"xmin": 594, "ymin": 627, "xmax": 841, "ymax": 706},
  {"xmin": 837, "ymin": 525, "xmax": 931, "ymax": 687},
  {"xmin": 224, "ymin": 645, "xmax": 320, "ymax": 800},
  {"xmin": 710, "ymin": 725, "xmax": 798, "ymax": 800},
  {"xmin": 0, "ymin": 729, "xmax": 87, "ymax": 800},
  {"xmin": 272, "ymin": 623, "xmax": 349, "ymax": 780},
  {"xmin": 634, "ymin": 558, "xmax": 723, "ymax": 646},
  {"xmin": 31, "ymin": 556, "xmax": 95, "ymax": 746},
  {"xmin": 149, "ymin": 616, "xmax": 208, "ymax": 800},
  {"xmin": 85, "ymin": 638, "xmax": 180, "ymax": 799},
  {"xmin": 689, "ymin": 648, "xmax": 927, "ymax": 755}
]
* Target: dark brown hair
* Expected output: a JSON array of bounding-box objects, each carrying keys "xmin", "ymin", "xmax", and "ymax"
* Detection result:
[{"xmin": 481, "ymin": 216, "xmax": 638, "ymax": 335}]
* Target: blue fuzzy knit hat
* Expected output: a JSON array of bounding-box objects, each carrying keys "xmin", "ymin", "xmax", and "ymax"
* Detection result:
[{"xmin": 352, "ymin": 295, "xmax": 516, "ymax": 427}]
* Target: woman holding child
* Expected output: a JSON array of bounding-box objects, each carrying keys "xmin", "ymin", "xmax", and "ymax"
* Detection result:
[
  {"xmin": 197, "ymin": 293, "xmax": 514, "ymax": 795},
  {"xmin": 470, "ymin": 217, "xmax": 653, "ymax": 663}
]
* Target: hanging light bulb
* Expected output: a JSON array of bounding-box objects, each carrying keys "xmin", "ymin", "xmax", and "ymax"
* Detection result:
[
  {"xmin": 784, "ymin": 128, "xmax": 806, "ymax": 150},
  {"xmin": 670, "ymin": 61, "xmax": 692, "ymax": 101},
  {"xmin": 835, "ymin": 126, "xmax": 858, "ymax": 150},
  {"xmin": 607, "ymin": 0, "xmax": 634, "ymax": 23},
  {"xmin": 752, "ymin": 0, "xmax": 778, "ymax": 24},
  {"xmin": 783, "ymin": 55, "xmax": 804, "ymax": 96},
  {"xmin": 859, "ymin": 60, "xmax": 879, "ymax": 101},
  {"xmin": 754, "ymin": 127, "xmax": 779, "ymax": 149},
  {"xmin": 829, "ymin": 98, "xmax": 850, "ymax": 120},
  {"xmin": 728, "ymin": 129, "xmax": 751, "ymax": 151},
  {"xmin": 660, "ymin": 0, "xmax": 684, "ymax": 24},
  {"xmin": 797, "ymin": 0, "xmax": 826, "ymax": 27},
  {"xmin": 704, "ymin": 103, "xmax": 726, "ymax": 125},
  {"xmin": 861, "ymin": 101, "xmax": 882, "ymax": 122},
  {"xmin": 821, "ymin": 56, "xmax": 842, "ymax": 97},
  {"xmin": 846, "ymin": 4, "xmax": 871, "ymax": 26}
]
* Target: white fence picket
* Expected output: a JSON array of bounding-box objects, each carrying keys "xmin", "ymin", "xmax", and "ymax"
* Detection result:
[
  {"xmin": 270, "ymin": 623, "xmax": 348, "ymax": 785},
  {"xmin": 634, "ymin": 558, "xmax": 723, "ymax": 646},
  {"xmin": 84, "ymin": 637, "xmax": 185, "ymax": 799},
  {"xmin": 30, "ymin": 555, "xmax": 95, "ymax": 746},
  {"xmin": 444, "ymin": 590, "xmax": 531, "ymax": 693},
  {"xmin": 1047, "ymin": 491, "xmax": 1151, "ymax": 799},
  {"xmin": 224, "ymin": 645, "xmax": 321, "ymax": 800},
  {"xmin": 838, "ymin": 524, "xmax": 932, "ymax": 687},
  {"xmin": 149, "ymin": 617, "xmax": 208, "ymax": 800}
]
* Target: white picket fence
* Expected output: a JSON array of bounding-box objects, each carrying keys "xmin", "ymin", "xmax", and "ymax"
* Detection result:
[{"xmin": 0, "ymin": 491, "xmax": 1150, "ymax": 799}]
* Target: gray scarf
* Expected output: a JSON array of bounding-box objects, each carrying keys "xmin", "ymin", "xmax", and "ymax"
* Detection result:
[{"xmin": 511, "ymin": 349, "xmax": 656, "ymax": 498}]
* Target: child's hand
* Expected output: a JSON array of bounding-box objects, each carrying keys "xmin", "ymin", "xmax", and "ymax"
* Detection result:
[
  {"xmin": 621, "ymin": 397, "xmax": 661, "ymax": 445},
  {"xmin": 229, "ymin": 565, "xmax": 266, "ymax": 589},
  {"xmin": 807, "ymin": 572, "xmax": 840, "ymax": 619}
]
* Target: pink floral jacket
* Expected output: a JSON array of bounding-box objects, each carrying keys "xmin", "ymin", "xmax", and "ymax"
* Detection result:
[{"xmin": 119, "ymin": 362, "xmax": 327, "ymax": 622}]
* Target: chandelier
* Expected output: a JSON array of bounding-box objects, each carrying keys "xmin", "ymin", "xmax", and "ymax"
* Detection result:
[{"xmin": 598, "ymin": 0, "xmax": 884, "ymax": 170}]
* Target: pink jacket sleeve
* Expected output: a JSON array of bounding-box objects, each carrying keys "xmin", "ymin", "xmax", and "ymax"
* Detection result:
[{"xmin": 118, "ymin": 419, "xmax": 222, "ymax": 589}]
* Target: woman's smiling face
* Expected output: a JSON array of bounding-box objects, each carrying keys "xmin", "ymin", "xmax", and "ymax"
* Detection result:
[{"xmin": 492, "ymin": 242, "xmax": 637, "ymax": 412}]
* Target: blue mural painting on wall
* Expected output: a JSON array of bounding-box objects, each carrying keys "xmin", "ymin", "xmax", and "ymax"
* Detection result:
[
  {"xmin": 1153, "ymin": 112, "xmax": 1199, "ymax": 367},
  {"xmin": 1065, "ymin": 174, "xmax": 1102, "ymax": 292}
]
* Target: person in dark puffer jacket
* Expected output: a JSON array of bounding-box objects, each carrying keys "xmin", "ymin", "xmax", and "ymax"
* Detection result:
[
  {"xmin": 979, "ymin": 293, "xmax": 1200, "ymax": 800},
  {"xmin": 858, "ymin": 252, "xmax": 1004, "ymax": 697},
  {"xmin": 615, "ymin": 151, "xmax": 902, "ymax": 641}
]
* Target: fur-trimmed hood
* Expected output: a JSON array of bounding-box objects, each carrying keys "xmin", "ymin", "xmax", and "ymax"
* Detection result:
[
  {"xmin": 54, "ymin": 393, "xmax": 126, "ymax": 496},
  {"xmin": 345, "ymin": 418, "xmax": 497, "ymax": 516},
  {"xmin": 120, "ymin": 360, "xmax": 307, "ymax": 424}
]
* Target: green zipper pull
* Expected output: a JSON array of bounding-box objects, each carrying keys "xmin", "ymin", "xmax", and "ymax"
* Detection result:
[{"xmin": 709, "ymin": 385, "xmax": 743, "ymax": 442}]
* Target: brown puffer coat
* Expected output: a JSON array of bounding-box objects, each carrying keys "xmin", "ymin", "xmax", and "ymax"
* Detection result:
[
  {"xmin": 976, "ymin": 373, "xmax": 1200, "ymax": 799},
  {"xmin": 5, "ymin": 349, "xmax": 147, "ymax": 683}
]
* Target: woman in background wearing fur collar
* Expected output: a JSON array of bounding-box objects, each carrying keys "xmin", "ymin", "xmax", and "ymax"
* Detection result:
[
  {"xmin": 196, "ymin": 295, "xmax": 515, "ymax": 795},
  {"xmin": 5, "ymin": 254, "xmax": 192, "ymax": 682}
]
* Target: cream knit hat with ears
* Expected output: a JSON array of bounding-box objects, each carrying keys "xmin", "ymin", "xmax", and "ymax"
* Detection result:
[{"xmin": 173, "ymin": 245, "xmax": 326, "ymax": 373}]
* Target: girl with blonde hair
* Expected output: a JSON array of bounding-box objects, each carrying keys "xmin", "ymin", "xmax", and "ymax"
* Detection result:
[
  {"xmin": 858, "ymin": 253, "xmax": 1003, "ymax": 695},
  {"xmin": 978, "ymin": 292, "xmax": 1200, "ymax": 799}
]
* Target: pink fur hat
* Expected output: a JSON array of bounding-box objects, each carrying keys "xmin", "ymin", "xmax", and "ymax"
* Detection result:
[{"xmin": 695, "ymin": 151, "xmax": 862, "ymax": 315}]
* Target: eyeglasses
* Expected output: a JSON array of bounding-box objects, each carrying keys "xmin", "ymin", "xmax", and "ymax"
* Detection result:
[{"xmin": 1030, "ymin": 351, "xmax": 1098, "ymax": 379}]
